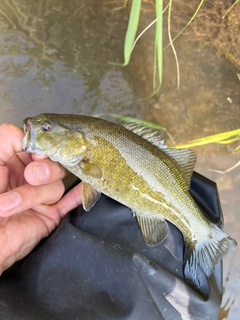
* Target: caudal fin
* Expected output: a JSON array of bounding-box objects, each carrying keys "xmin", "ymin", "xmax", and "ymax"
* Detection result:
[{"xmin": 184, "ymin": 224, "xmax": 237, "ymax": 287}]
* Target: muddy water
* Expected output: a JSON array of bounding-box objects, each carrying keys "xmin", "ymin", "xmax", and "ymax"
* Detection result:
[
  {"xmin": 0, "ymin": 0, "xmax": 149, "ymax": 124},
  {"xmin": 0, "ymin": 0, "xmax": 239, "ymax": 319}
]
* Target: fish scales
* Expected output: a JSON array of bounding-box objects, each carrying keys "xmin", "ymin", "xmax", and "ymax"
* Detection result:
[
  {"xmin": 22, "ymin": 113, "xmax": 237, "ymax": 287},
  {"xmin": 73, "ymin": 124, "xmax": 204, "ymax": 240},
  {"xmin": 69, "ymin": 126, "xmax": 194, "ymax": 234}
]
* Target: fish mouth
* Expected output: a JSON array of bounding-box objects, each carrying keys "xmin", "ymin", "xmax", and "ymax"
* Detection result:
[
  {"xmin": 22, "ymin": 116, "xmax": 63, "ymax": 156},
  {"xmin": 22, "ymin": 118, "xmax": 39, "ymax": 153}
]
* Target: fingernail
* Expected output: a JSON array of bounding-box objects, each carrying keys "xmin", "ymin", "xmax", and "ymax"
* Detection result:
[
  {"xmin": 34, "ymin": 164, "xmax": 49, "ymax": 182},
  {"xmin": 0, "ymin": 192, "xmax": 21, "ymax": 212}
]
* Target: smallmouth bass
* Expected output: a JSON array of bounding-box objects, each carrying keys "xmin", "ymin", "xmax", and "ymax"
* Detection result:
[{"xmin": 22, "ymin": 113, "xmax": 237, "ymax": 287}]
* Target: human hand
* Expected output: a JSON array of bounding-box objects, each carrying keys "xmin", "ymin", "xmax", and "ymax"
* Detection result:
[{"xmin": 0, "ymin": 124, "xmax": 82, "ymax": 274}]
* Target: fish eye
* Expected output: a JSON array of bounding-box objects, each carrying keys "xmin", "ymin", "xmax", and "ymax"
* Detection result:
[{"xmin": 41, "ymin": 120, "xmax": 52, "ymax": 132}]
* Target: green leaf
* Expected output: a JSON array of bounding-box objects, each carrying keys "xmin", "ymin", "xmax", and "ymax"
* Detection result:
[
  {"xmin": 174, "ymin": 129, "xmax": 240, "ymax": 148},
  {"xmin": 223, "ymin": 0, "xmax": 240, "ymax": 19},
  {"xmin": 165, "ymin": 0, "xmax": 205, "ymax": 50},
  {"xmin": 120, "ymin": 0, "xmax": 142, "ymax": 66},
  {"xmin": 108, "ymin": 114, "xmax": 165, "ymax": 130},
  {"xmin": 112, "ymin": 0, "xmax": 128, "ymax": 11},
  {"xmin": 154, "ymin": 0, "xmax": 163, "ymax": 89}
]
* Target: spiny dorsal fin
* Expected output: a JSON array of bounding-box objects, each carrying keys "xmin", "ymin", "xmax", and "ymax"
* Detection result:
[
  {"xmin": 163, "ymin": 148, "xmax": 196, "ymax": 188},
  {"xmin": 124, "ymin": 123, "xmax": 196, "ymax": 188},
  {"xmin": 124, "ymin": 123, "xmax": 166, "ymax": 148},
  {"xmin": 133, "ymin": 211, "xmax": 168, "ymax": 246}
]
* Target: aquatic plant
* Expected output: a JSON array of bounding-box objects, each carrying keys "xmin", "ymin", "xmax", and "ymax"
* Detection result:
[
  {"xmin": 175, "ymin": 129, "xmax": 240, "ymax": 151},
  {"xmin": 222, "ymin": 0, "xmax": 240, "ymax": 19},
  {"xmin": 118, "ymin": 0, "xmax": 240, "ymax": 95},
  {"xmin": 115, "ymin": 0, "xmax": 164, "ymax": 94}
]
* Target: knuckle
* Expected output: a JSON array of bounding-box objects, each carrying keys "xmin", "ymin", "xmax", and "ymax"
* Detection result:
[{"xmin": 0, "ymin": 123, "xmax": 12, "ymax": 133}]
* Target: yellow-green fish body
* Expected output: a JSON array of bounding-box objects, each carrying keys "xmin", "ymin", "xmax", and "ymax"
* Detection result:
[{"xmin": 22, "ymin": 113, "xmax": 237, "ymax": 286}]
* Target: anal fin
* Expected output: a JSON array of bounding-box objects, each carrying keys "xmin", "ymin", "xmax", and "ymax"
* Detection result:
[
  {"xmin": 82, "ymin": 182, "xmax": 101, "ymax": 211},
  {"xmin": 134, "ymin": 212, "xmax": 168, "ymax": 246}
]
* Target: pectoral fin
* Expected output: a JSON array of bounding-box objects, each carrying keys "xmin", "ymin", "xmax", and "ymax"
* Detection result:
[
  {"xmin": 134, "ymin": 212, "xmax": 168, "ymax": 246},
  {"xmin": 80, "ymin": 161, "xmax": 102, "ymax": 179},
  {"xmin": 82, "ymin": 182, "xmax": 101, "ymax": 211}
]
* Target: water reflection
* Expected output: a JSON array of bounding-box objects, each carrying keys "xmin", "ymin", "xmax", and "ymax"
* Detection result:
[
  {"xmin": 0, "ymin": 0, "xmax": 239, "ymax": 319},
  {"xmin": 0, "ymin": 0, "xmax": 147, "ymax": 125}
]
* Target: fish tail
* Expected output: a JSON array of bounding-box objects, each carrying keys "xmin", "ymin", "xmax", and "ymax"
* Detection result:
[{"xmin": 184, "ymin": 224, "xmax": 237, "ymax": 287}]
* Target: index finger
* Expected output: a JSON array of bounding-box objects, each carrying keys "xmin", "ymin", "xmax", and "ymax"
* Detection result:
[{"xmin": 0, "ymin": 124, "xmax": 24, "ymax": 164}]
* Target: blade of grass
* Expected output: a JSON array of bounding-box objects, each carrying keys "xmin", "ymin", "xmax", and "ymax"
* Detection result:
[
  {"xmin": 94, "ymin": 113, "xmax": 164, "ymax": 129},
  {"xmin": 167, "ymin": 0, "xmax": 180, "ymax": 89},
  {"xmin": 125, "ymin": 2, "xmax": 168, "ymax": 82},
  {"xmin": 131, "ymin": 15, "xmax": 160, "ymax": 54},
  {"xmin": 128, "ymin": 5, "xmax": 168, "ymax": 65},
  {"xmin": 113, "ymin": 0, "xmax": 142, "ymax": 66},
  {"xmin": 154, "ymin": 0, "xmax": 163, "ymax": 89},
  {"xmin": 153, "ymin": 27, "xmax": 158, "ymax": 91},
  {"xmin": 234, "ymin": 145, "xmax": 240, "ymax": 153},
  {"xmin": 174, "ymin": 129, "xmax": 240, "ymax": 148},
  {"xmin": 215, "ymin": 137, "xmax": 240, "ymax": 144},
  {"xmin": 209, "ymin": 160, "xmax": 240, "ymax": 174},
  {"xmin": 165, "ymin": 0, "xmax": 205, "ymax": 50},
  {"xmin": 128, "ymin": 3, "xmax": 169, "ymax": 63},
  {"xmin": 113, "ymin": 0, "xmax": 129, "ymax": 11},
  {"xmin": 113, "ymin": 1, "xmax": 167, "ymax": 97},
  {"xmin": 107, "ymin": 114, "xmax": 165, "ymax": 130},
  {"xmin": 223, "ymin": 0, "xmax": 239, "ymax": 19},
  {"xmin": 140, "ymin": 3, "xmax": 170, "ymax": 99}
]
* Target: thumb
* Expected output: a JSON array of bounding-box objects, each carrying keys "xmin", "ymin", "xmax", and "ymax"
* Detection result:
[{"xmin": 0, "ymin": 124, "xmax": 23, "ymax": 164}]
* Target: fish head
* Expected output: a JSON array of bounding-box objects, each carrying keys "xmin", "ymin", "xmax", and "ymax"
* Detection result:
[
  {"xmin": 22, "ymin": 114, "xmax": 63, "ymax": 155},
  {"xmin": 22, "ymin": 113, "xmax": 87, "ymax": 166}
]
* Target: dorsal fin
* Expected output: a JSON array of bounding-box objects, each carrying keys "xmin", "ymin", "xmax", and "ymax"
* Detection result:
[
  {"xmin": 124, "ymin": 123, "xmax": 166, "ymax": 148},
  {"xmin": 124, "ymin": 122, "xmax": 196, "ymax": 188},
  {"xmin": 163, "ymin": 148, "xmax": 196, "ymax": 188}
]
